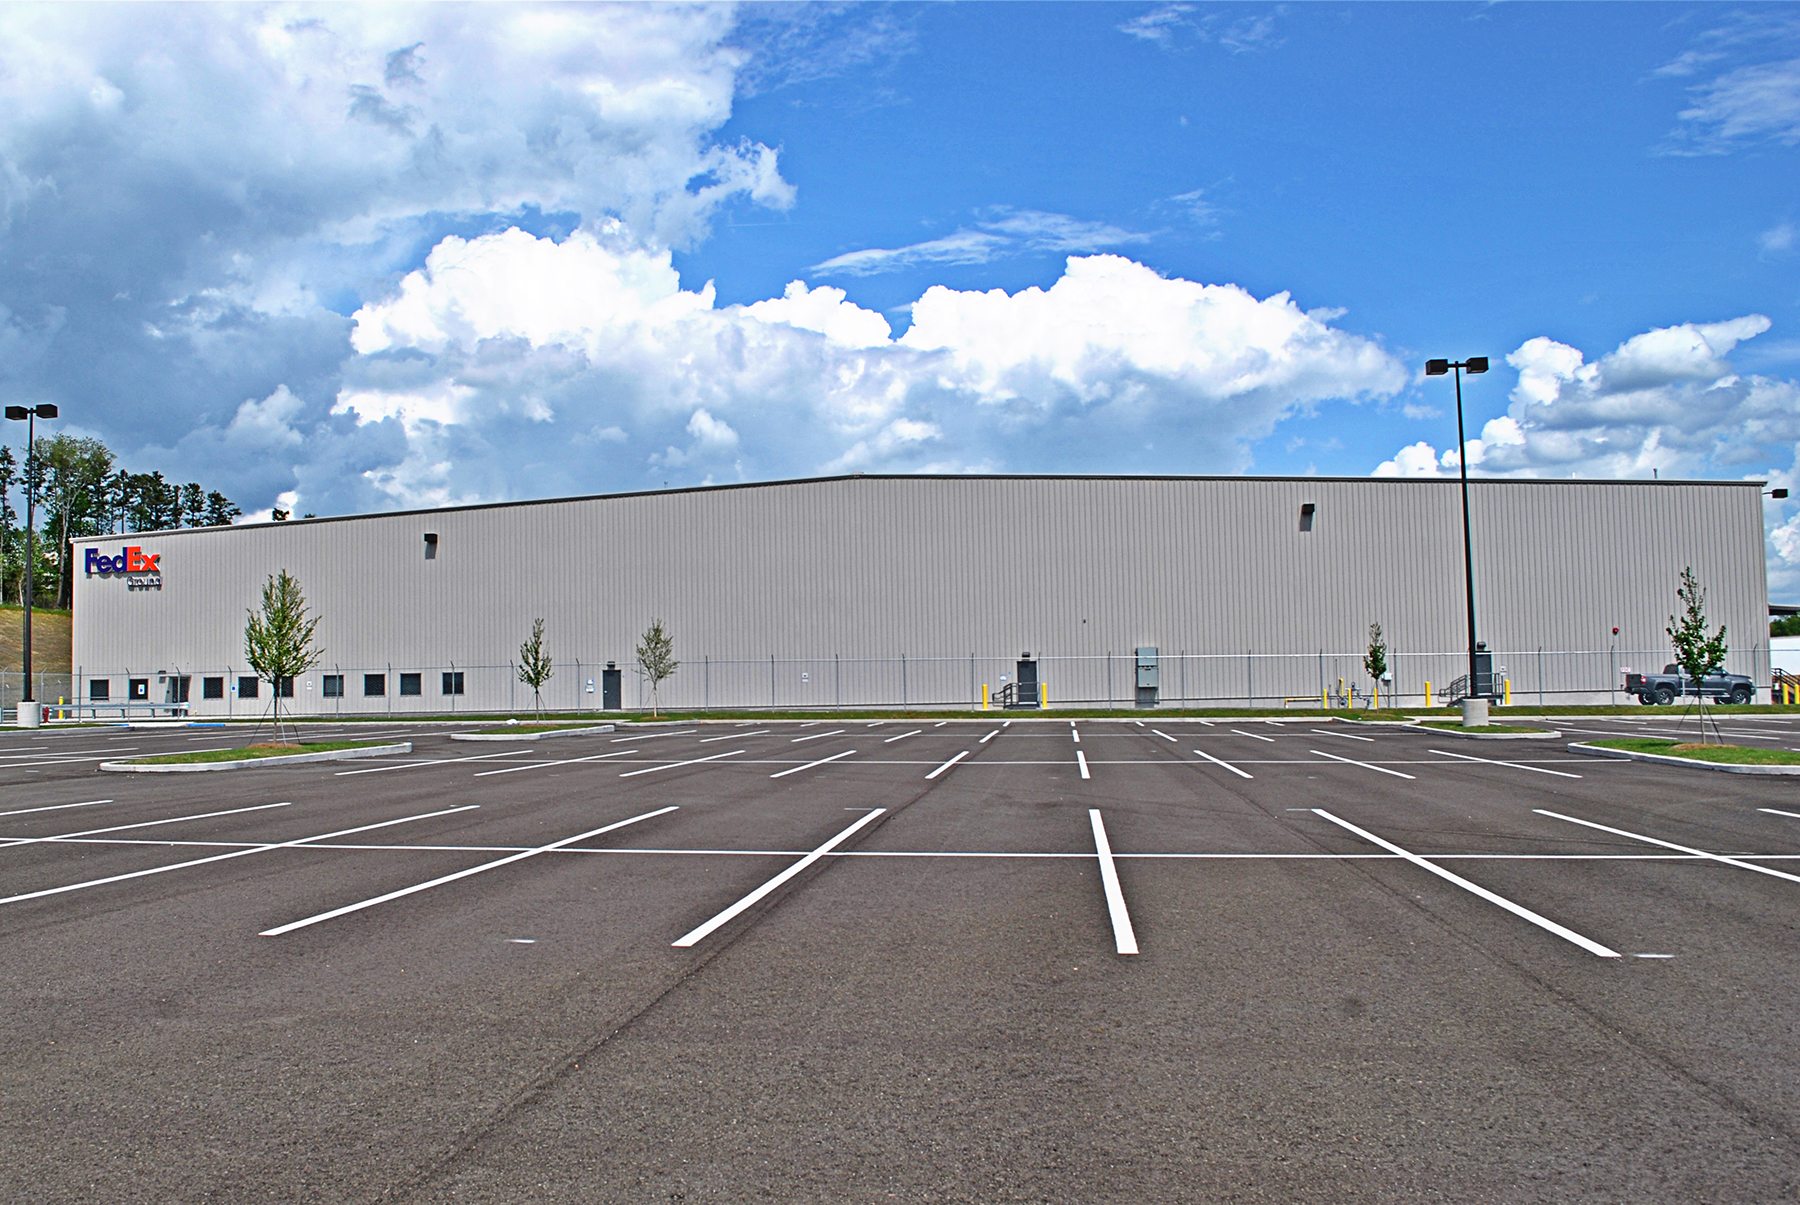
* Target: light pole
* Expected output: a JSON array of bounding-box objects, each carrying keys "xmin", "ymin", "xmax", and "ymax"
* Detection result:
[
  {"xmin": 4, "ymin": 402, "xmax": 58, "ymax": 725},
  {"xmin": 1424, "ymin": 357, "xmax": 1488, "ymax": 724}
]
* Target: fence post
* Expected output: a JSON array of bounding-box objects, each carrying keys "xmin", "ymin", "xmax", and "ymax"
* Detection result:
[
  {"xmin": 970, "ymin": 654, "xmax": 975, "ymax": 710},
  {"xmin": 1537, "ymin": 647, "xmax": 1544, "ymax": 707},
  {"xmin": 704, "ymin": 655, "xmax": 710, "ymax": 711},
  {"xmin": 1106, "ymin": 652, "xmax": 1112, "ymax": 707},
  {"xmin": 835, "ymin": 653, "xmax": 841, "ymax": 711},
  {"xmin": 1247, "ymin": 650, "xmax": 1253, "ymax": 709},
  {"xmin": 770, "ymin": 654, "xmax": 776, "ymax": 708},
  {"xmin": 901, "ymin": 653, "xmax": 907, "ymax": 707}
]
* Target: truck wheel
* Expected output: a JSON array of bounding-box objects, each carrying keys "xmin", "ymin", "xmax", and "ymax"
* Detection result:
[
  {"xmin": 1636, "ymin": 691, "xmax": 1657, "ymax": 706},
  {"xmin": 1653, "ymin": 685, "xmax": 1676, "ymax": 705},
  {"xmin": 1729, "ymin": 685, "xmax": 1752, "ymax": 705}
]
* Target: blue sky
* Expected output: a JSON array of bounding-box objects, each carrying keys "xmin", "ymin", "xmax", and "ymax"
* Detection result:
[{"xmin": 1, "ymin": 2, "xmax": 1797, "ymax": 591}]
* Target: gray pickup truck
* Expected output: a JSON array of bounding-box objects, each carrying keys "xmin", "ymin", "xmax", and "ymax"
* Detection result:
[{"xmin": 1624, "ymin": 664, "xmax": 1755, "ymax": 705}]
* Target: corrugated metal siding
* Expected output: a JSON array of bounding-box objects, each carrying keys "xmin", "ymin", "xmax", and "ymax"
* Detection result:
[{"xmin": 68, "ymin": 475, "xmax": 1770, "ymax": 709}]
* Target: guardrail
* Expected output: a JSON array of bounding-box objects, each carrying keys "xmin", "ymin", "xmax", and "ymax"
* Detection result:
[{"xmin": 44, "ymin": 701, "xmax": 191, "ymax": 722}]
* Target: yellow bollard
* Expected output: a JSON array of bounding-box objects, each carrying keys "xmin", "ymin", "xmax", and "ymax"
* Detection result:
[
  {"xmin": 1503, "ymin": 678, "xmax": 1512, "ymax": 706},
  {"xmin": 1425, "ymin": 681, "xmax": 1433, "ymax": 708},
  {"xmin": 1039, "ymin": 682, "xmax": 1047, "ymax": 708},
  {"xmin": 982, "ymin": 684, "xmax": 990, "ymax": 710},
  {"xmin": 1321, "ymin": 689, "xmax": 1328, "ymax": 709},
  {"xmin": 1373, "ymin": 684, "xmax": 1380, "ymax": 709}
]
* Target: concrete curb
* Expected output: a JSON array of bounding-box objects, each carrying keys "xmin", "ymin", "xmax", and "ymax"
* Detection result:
[
  {"xmin": 451, "ymin": 724, "xmax": 616, "ymax": 742},
  {"xmin": 1567, "ymin": 741, "xmax": 1800, "ymax": 775},
  {"xmin": 1412, "ymin": 726, "xmax": 1562, "ymax": 740},
  {"xmin": 100, "ymin": 742, "xmax": 412, "ymax": 773}
]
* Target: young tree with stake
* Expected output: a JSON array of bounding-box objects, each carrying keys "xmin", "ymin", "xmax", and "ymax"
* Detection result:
[
  {"xmin": 518, "ymin": 617, "xmax": 553, "ymax": 716},
  {"xmin": 1666, "ymin": 566, "xmax": 1729, "ymax": 742},
  {"xmin": 1363, "ymin": 622, "xmax": 1388, "ymax": 708},
  {"xmin": 243, "ymin": 569, "xmax": 324, "ymax": 743},
  {"xmin": 635, "ymin": 618, "xmax": 678, "ymax": 718}
]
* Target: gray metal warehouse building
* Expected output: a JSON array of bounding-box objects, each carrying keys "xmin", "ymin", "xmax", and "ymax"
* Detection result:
[{"xmin": 67, "ymin": 474, "xmax": 1774, "ymax": 716}]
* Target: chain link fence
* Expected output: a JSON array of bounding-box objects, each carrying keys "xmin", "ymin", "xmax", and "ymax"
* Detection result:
[{"xmin": 8, "ymin": 645, "xmax": 1773, "ymax": 719}]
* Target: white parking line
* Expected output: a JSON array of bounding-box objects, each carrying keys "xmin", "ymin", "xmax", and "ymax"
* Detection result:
[
  {"xmin": 0, "ymin": 753, "xmax": 144, "ymax": 770},
  {"xmin": 979, "ymin": 729, "xmax": 1001, "ymax": 744},
  {"xmin": 0, "ymin": 746, "xmax": 140, "ymax": 760},
  {"xmin": 1535, "ymin": 810, "xmax": 1800, "ymax": 885},
  {"xmin": 1431, "ymin": 748, "xmax": 1581, "ymax": 778},
  {"xmin": 1310, "ymin": 748, "xmax": 1416, "ymax": 780},
  {"xmin": 671, "ymin": 808, "xmax": 886, "ymax": 947},
  {"xmin": 474, "ymin": 748, "xmax": 639, "ymax": 777},
  {"xmin": 1088, "ymin": 810, "xmax": 1139, "ymax": 956},
  {"xmin": 0, "ymin": 805, "xmax": 479, "ymax": 908},
  {"xmin": 1076, "ymin": 750, "xmax": 1091, "ymax": 780},
  {"xmin": 1192, "ymin": 748, "xmax": 1252, "ymax": 779},
  {"xmin": 619, "ymin": 750, "xmax": 745, "ymax": 778},
  {"xmin": 704, "ymin": 730, "xmax": 766, "ymax": 743},
  {"xmin": 791, "ymin": 729, "xmax": 846, "ymax": 743},
  {"xmin": 612, "ymin": 730, "xmax": 695, "ymax": 743},
  {"xmin": 261, "ymin": 806, "xmax": 677, "ymax": 937},
  {"xmin": 1313, "ymin": 809, "xmax": 1620, "ymax": 958},
  {"xmin": 337, "ymin": 749, "xmax": 523, "ymax": 776},
  {"xmin": 1150, "ymin": 730, "xmax": 1177, "ymax": 742},
  {"xmin": 882, "ymin": 729, "xmax": 922, "ymax": 743},
  {"xmin": 1762, "ymin": 808, "xmax": 1800, "ymax": 820},
  {"xmin": 770, "ymin": 749, "xmax": 858, "ymax": 779},
  {"xmin": 926, "ymin": 750, "xmax": 969, "ymax": 780},
  {"xmin": 0, "ymin": 802, "xmax": 292, "ymax": 850},
  {"xmin": 1071, "ymin": 729, "xmax": 1082, "ymax": 744},
  {"xmin": 1312, "ymin": 729, "xmax": 1375, "ymax": 742},
  {"xmin": 1231, "ymin": 729, "xmax": 1277, "ymax": 742},
  {"xmin": 0, "ymin": 798, "xmax": 113, "ymax": 819}
]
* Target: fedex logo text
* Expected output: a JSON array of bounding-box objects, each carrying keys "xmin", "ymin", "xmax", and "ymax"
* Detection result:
[{"xmin": 85, "ymin": 546, "xmax": 161, "ymax": 575}]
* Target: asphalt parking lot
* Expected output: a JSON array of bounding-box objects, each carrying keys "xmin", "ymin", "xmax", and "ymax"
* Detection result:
[{"xmin": 2, "ymin": 713, "xmax": 1798, "ymax": 1202}]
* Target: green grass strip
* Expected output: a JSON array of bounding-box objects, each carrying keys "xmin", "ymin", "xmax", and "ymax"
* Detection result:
[
  {"xmin": 1587, "ymin": 738, "xmax": 1800, "ymax": 765},
  {"xmin": 123, "ymin": 740, "xmax": 389, "ymax": 765}
]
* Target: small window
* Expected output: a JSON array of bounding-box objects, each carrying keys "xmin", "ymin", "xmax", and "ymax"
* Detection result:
[
  {"xmin": 276, "ymin": 676, "xmax": 295, "ymax": 699},
  {"xmin": 89, "ymin": 679, "xmax": 111, "ymax": 702},
  {"xmin": 363, "ymin": 673, "xmax": 386, "ymax": 697},
  {"xmin": 238, "ymin": 676, "xmax": 259, "ymax": 699},
  {"xmin": 442, "ymin": 670, "xmax": 465, "ymax": 696},
  {"xmin": 129, "ymin": 678, "xmax": 149, "ymax": 701},
  {"xmin": 399, "ymin": 673, "xmax": 422, "ymax": 697},
  {"xmin": 168, "ymin": 676, "xmax": 190, "ymax": 704},
  {"xmin": 202, "ymin": 676, "xmax": 225, "ymax": 700},
  {"xmin": 322, "ymin": 674, "xmax": 344, "ymax": 698},
  {"xmin": 1299, "ymin": 502, "xmax": 1316, "ymax": 533}
]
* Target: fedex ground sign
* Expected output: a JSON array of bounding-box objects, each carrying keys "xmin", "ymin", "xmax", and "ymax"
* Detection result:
[{"xmin": 85, "ymin": 545, "xmax": 163, "ymax": 591}]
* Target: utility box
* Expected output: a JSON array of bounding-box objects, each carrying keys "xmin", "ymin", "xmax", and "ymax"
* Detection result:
[
  {"xmin": 601, "ymin": 662, "xmax": 622, "ymax": 711},
  {"xmin": 1473, "ymin": 642, "xmax": 1495, "ymax": 699},
  {"xmin": 1135, "ymin": 646, "xmax": 1159, "ymax": 708}
]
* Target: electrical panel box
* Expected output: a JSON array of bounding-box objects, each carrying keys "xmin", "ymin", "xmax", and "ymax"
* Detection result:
[{"xmin": 1135, "ymin": 646, "xmax": 1159, "ymax": 708}]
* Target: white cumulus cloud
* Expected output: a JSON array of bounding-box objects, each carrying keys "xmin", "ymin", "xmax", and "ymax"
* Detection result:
[{"xmin": 330, "ymin": 229, "xmax": 1405, "ymax": 506}]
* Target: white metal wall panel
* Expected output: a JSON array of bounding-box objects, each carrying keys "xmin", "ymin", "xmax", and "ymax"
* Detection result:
[{"xmin": 67, "ymin": 475, "xmax": 1771, "ymax": 712}]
